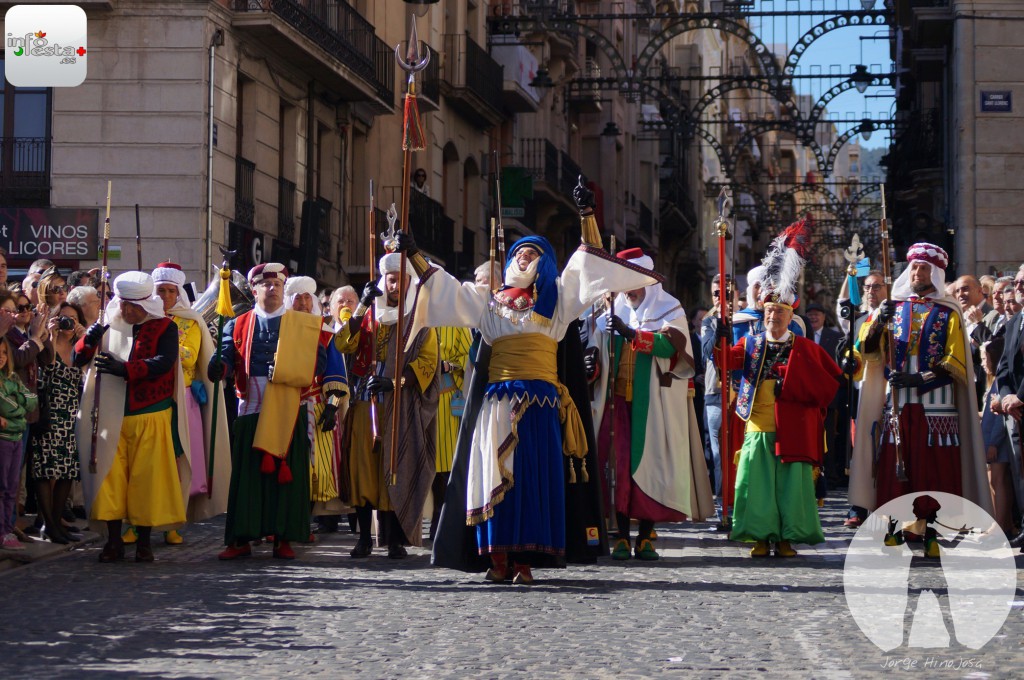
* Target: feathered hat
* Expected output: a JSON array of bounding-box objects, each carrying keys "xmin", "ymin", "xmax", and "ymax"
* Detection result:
[{"xmin": 759, "ymin": 215, "xmax": 813, "ymax": 308}]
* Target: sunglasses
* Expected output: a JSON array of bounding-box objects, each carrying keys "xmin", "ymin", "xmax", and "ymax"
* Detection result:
[
  {"xmin": 16, "ymin": 304, "xmax": 31, "ymax": 312},
  {"xmin": 47, "ymin": 285, "xmax": 68, "ymax": 294}
]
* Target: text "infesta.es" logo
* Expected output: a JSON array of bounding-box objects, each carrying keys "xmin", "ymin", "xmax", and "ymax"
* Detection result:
[{"xmin": 5, "ymin": 5, "xmax": 87, "ymax": 87}]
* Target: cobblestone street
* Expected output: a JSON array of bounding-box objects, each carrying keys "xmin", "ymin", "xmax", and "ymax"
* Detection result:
[{"xmin": 1, "ymin": 497, "xmax": 1022, "ymax": 678}]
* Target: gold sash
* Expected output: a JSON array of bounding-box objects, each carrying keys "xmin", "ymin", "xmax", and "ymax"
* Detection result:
[
  {"xmin": 488, "ymin": 334, "xmax": 588, "ymax": 461},
  {"xmin": 253, "ymin": 310, "xmax": 323, "ymax": 459}
]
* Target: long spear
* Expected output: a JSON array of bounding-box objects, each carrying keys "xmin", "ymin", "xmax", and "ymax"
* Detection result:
[
  {"xmin": 134, "ymin": 203, "xmax": 142, "ymax": 270},
  {"xmin": 89, "ymin": 182, "xmax": 112, "ymax": 474},
  {"xmin": 878, "ymin": 185, "xmax": 907, "ymax": 482},
  {"xmin": 714, "ymin": 188, "xmax": 732, "ymax": 521},
  {"xmin": 207, "ymin": 249, "xmax": 236, "ymax": 498},
  {"xmin": 367, "ymin": 181, "xmax": 382, "ymax": 455},
  {"xmin": 606, "ymin": 234, "xmax": 618, "ymax": 533},
  {"xmin": 389, "ymin": 15, "xmax": 430, "ymax": 487}
]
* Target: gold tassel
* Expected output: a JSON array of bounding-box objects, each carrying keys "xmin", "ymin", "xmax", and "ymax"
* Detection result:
[
  {"xmin": 580, "ymin": 458, "xmax": 589, "ymax": 483},
  {"xmin": 568, "ymin": 459, "xmax": 577, "ymax": 484}
]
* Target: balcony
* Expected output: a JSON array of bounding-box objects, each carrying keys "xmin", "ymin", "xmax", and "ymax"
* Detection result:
[
  {"xmin": 233, "ymin": 0, "xmax": 394, "ymax": 113},
  {"xmin": 417, "ymin": 54, "xmax": 442, "ymax": 113},
  {"xmin": 566, "ymin": 59, "xmax": 602, "ymax": 114},
  {"xmin": 278, "ymin": 177, "xmax": 296, "ymax": 244},
  {"xmin": 519, "ymin": 138, "xmax": 559, "ymax": 196},
  {"xmin": 638, "ymin": 201, "xmax": 654, "ymax": 244},
  {"xmin": 342, "ymin": 204, "xmax": 387, "ymax": 275},
  {"xmin": 379, "ymin": 187, "xmax": 454, "ymax": 265},
  {"xmin": 0, "ymin": 137, "xmax": 50, "ymax": 206},
  {"xmin": 559, "ymin": 150, "xmax": 581, "ymax": 200},
  {"xmin": 660, "ymin": 172, "xmax": 697, "ymax": 240},
  {"xmin": 235, "ymin": 157, "xmax": 256, "ymax": 227},
  {"xmin": 441, "ymin": 34, "xmax": 505, "ymax": 128},
  {"xmin": 316, "ymin": 196, "xmax": 333, "ymax": 253}
]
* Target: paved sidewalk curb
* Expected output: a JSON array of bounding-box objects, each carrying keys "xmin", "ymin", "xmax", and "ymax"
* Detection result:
[{"xmin": 0, "ymin": 530, "xmax": 102, "ymax": 574}]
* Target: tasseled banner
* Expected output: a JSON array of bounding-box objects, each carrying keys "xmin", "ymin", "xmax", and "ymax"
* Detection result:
[
  {"xmin": 402, "ymin": 93, "xmax": 426, "ymax": 152},
  {"xmin": 261, "ymin": 452, "xmax": 276, "ymax": 475}
]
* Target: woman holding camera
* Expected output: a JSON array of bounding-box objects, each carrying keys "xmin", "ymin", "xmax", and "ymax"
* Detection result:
[{"xmin": 30, "ymin": 302, "xmax": 85, "ymax": 544}]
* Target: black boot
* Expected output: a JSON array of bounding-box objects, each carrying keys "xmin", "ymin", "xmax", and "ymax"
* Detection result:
[
  {"xmin": 350, "ymin": 505, "xmax": 373, "ymax": 558},
  {"xmin": 1009, "ymin": 526, "xmax": 1024, "ymax": 548},
  {"xmin": 135, "ymin": 526, "xmax": 154, "ymax": 562}
]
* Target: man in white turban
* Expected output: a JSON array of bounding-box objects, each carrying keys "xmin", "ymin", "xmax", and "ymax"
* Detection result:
[
  {"xmin": 335, "ymin": 251, "xmax": 439, "ymax": 559},
  {"xmin": 74, "ymin": 271, "xmax": 188, "ymax": 564}
]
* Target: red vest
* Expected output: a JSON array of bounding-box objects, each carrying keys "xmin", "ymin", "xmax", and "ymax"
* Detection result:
[{"xmin": 127, "ymin": 317, "xmax": 177, "ymax": 412}]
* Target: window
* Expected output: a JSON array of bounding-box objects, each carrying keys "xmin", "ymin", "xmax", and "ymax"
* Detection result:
[{"xmin": 0, "ymin": 56, "xmax": 51, "ymax": 204}]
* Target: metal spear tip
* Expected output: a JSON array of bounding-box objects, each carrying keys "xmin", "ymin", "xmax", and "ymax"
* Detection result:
[{"xmin": 395, "ymin": 15, "xmax": 430, "ymax": 74}]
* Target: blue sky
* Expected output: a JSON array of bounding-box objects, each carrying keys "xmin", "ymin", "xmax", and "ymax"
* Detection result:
[{"xmin": 747, "ymin": 1, "xmax": 896, "ymax": 150}]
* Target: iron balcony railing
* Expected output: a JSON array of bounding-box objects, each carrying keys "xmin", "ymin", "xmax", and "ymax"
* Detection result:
[
  {"xmin": 379, "ymin": 186, "xmax": 452, "ymax": 259},
  {"xmin": 519, "ymin": 138, "xmax": 559, "ymax": 189},
  {"xmin": 315, "ymin": 196, "xmax": 333, "ymax": 253},
  {"xmin": 0, "ymin": 137, "xmax": 50, "ymax": 205},
  {"xmin": 442, "ymin": 33, "xmax": 504, "ymax": 117},
  {"xmin": 419, "ymin": 51, "xmax": 441, "ymax": 105},
  {"xmin": 234, "ymin": 0, "xmax": 393, "ymax": 107},
  {"xmin": 559, "ymin": 150, "xmax": 582, "ymax": 200},
  {"xmin": 278, "ymin": 177, "xmax": 296, "ymax": 243},
  {"xmin": 235, "ymin": 157, "xmax": 256, "ymax": 226},
  {"xmin": 343, "ymin": 204, "xmax": 387, "ymax": 271}
]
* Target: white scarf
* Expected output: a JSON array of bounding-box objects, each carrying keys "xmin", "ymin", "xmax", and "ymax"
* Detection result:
[{"xmin": 505, "ymin": 257, "xmax": 539, "ymax": 289}]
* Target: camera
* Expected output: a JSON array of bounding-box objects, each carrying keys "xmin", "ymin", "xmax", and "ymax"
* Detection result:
[
  {"xmin": 57, "ymin": 316, "xmax": 75, "ymax": 331},
  {"xmin": 838, "ymin": 298, "xmax": 855, "ymax": 321}
]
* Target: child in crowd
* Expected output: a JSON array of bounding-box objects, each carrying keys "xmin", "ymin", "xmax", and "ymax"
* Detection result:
[{"xmin": 0, "ymin": 337, "xmax": 39, "ymax": 550}]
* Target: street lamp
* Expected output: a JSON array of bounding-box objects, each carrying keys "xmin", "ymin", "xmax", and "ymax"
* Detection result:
[
  {"xmin": 601, "ymin": 121, "xmax": 622, "ymax": 137},
  {"xmin": 859, "ymin": 119, "xmax": 875, "ymax": 142},
  {"xmin": 530, "ymin": 68, "xmax": 554, "ymax": 89},
  {"xmin": 851, "ymin": 65, "xmax": 873, "ymax": 94}
]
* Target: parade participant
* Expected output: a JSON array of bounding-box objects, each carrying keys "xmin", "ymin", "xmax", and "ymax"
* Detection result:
[
  {"xmin": 284, "ymin": 276, "xmax": 348, "ymax": 529},
  {"xmin": 209, "ymin": 263, "xmax": 326, "ymax": 561},
  {"xmin": 75, "ymin": 271, "xmax": 189, "ymax": 563},
  {"xmin": 335, "ymin": 253, "xmax": 439, "ymax": 559},
  {"xmin": 700, "ymin": 274, "xmax": 734, "ymax": 497},
  {"xmin": 150, "ymin": 262, "xmax": 230, "ymax": 543},
  {"xmin": 724, "ymin": 222, "xmax": 841, "ymax": 556},
  {"xmin": 429, "ymin": 182, "xmax": 658, "ymax": 584},
  {"xmin": 837, "ymin": 270, "xmax": 887, "ymax": 528},
  {"xmin": 589, "ymin": 248, "xmax": 714, "ymax": 561},
  {"xmin": 849, "ymin": 244, "xmax": 990, "ymax": 513},
  {"xmin": 719, "ymin": 230, "xmax": 807, "ymax": 530},
  {"xmin": 432, "ymin": 325, "xmax": 471, "ymax": 540}
]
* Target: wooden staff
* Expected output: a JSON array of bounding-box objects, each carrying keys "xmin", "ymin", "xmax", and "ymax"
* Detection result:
[
  {"xmin": 390, "ymin": 15, "xmax": 430, "ymax": 487},
  {"xmin": 368, "ymin": 181, "xmax": 381, "ymax": 455},
  {"xmin": 878, "ymin": 185, "xmax": 908, "ymax": 482},
  {"xmin": 606, "ymin": 235, "xmax": 618, "ymax": 532},
  {"xmin": 714, "ymin": 189, "xmax": 732, "ymax": 520},
  {"xmin": 493, "ymin": 150, "xmax": 506, "ymax": 287},
  {"xmin": 89, "ymin": 181, "xmax": 112, "ymax": 474}
]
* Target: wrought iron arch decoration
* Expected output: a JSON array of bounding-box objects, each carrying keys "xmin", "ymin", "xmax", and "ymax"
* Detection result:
[
  {"xmin": 824, "ymin": 120, "xmax": 897, "ymax": 176},
  {"xmin": 842, "ymin": 184, "xmax": 883, "ymax": 221},
  {"xmin": 635, "ymin": 15, "xmax": 782, "ymax": 83},
  {"xmin": 810, "ymin": 74, "xmax": 894, "ymax": 124},
  {"xmin": 770, "ymin": 183, "xmax": 843, "ymax": 221},
  {"xmin": 783, "ymin": 10, "xmax": 892, "ymax": 76}
]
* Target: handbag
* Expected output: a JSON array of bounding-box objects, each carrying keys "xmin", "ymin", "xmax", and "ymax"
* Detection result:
[{"xmin": 439, "ymin": 371, "xmax": 466, "ymax": 417}]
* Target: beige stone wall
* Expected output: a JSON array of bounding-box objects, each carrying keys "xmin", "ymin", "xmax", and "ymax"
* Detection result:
[{"xmin": 953, "ymin": 0, "xmax": 1024, "ymax": 275}]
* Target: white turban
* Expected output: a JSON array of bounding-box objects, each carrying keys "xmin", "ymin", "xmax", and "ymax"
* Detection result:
[
  {"xmin": 376, "ymin": 253, "xmax": 418, "ymax": 326},
  {"xmin": 107, "ymin": 271, "xmax": 165, "ymax": 323},
  {"xmin": 746, "ymin": 265, "xmax": 766, "ymax": 310},
  {"xmin": 285, "ymin": 275, "xmax": 321, "ymax": 315},
  {"xmin": 151, "ymin": 261, "xmax": 189, "ymax": 314}
]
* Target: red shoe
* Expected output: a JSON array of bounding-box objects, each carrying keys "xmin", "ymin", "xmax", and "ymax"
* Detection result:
[
  {"xmin": 843, "ymin": 516, "xmax": 863, "ymax": 528},
  {"xmin": 218, "ymin": 544, "xmax": 252, "ymax": 560},
  {"xmin": 273, "ymin": 540, "xmax": 296, "ymax": 560}
]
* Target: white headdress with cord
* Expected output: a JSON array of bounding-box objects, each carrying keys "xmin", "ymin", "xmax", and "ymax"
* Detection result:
[
  {"xmin": 745, "ymin": 265, "xmax": 766, "ymax": 310},
  {"xmin": 284, "ymin": 275, "xmax": 321, "ymax": 315},
  {"xmin": 107, "ymin": 271, "xmax": 165, "ymax": 325},
  {"xmin": 890, "ymin": 242, "xmax": 952, "ymax": 302},
  {"xmin": 598, "ymin": 247, "xmax": 682, "ymax": 332},
  {"xmin": 759, "ymin": 215, "xmax": 813, "ymax": 308}
]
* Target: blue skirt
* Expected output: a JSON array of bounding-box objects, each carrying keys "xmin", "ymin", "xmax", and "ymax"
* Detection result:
[{"xmin": 476, "ymin": 380, "xmax": 566, "ymax": 557}]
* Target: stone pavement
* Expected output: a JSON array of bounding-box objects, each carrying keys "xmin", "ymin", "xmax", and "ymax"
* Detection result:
[{"xmin": 1, "ymin": 496, "xmax": 1022, "ymax": 679}]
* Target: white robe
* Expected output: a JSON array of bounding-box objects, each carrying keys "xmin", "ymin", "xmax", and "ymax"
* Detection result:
[{"xmin": 413, "ymin": 248, "xmax": 658, "ymax": 520}]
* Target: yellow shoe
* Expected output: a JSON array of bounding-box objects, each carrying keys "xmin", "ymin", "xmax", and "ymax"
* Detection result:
[
  {"xmin": 121, "ymin": 526, "xmax": 138, "ymax": 545},
  {"xmin": 750, "ymin": 540, "xmax": 770, "ymax": 557},
  {"xmin": 925, "ymin": 538, "xmax": 940, "ymax": 558},
  {"xmin": 775, "ymin": 541, "xmax": 797, "ymax": 557},
  {"xmin": 164, "ymin": 530, "xmax": 184, "ymax": 545}
]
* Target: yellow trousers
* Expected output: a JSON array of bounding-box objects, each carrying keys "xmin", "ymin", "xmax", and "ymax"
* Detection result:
[{"xmin": 92, "ymin": 408, "xmax": 185, "ymax": 528}]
